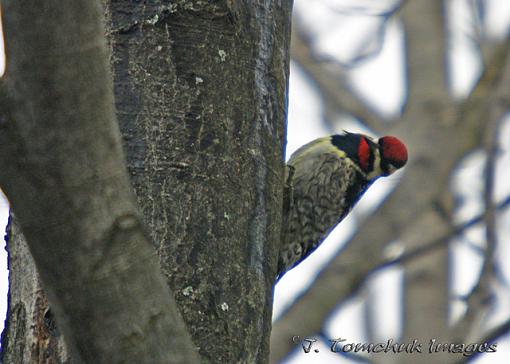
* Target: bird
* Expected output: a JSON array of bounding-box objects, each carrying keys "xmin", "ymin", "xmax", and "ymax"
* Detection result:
[{"xmin": 278, "ymin": 131, "xmax": 408, "ymax": 279}]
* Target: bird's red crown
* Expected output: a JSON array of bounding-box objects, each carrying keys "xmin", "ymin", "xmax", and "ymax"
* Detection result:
[{"xmin": 379, "ymin": 136, "xmax": 408, "ymax": 168}]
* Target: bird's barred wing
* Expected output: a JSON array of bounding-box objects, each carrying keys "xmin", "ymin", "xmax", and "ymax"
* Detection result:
[{"xmin": 278, "ymin": 153, "xmax": 369, "ymax": 278}]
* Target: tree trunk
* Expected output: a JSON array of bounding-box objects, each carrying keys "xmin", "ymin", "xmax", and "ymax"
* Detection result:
[
  {"xmin": 1, "ymin": 1, "xmax": 292, "ymax": 363},
  {"xmin": 105, "ymin": 1, "xmax": 292, "ymax": 361},
  {"xmin": 1, "ymin": 216, "xmax": 71, "ymax": 363}
]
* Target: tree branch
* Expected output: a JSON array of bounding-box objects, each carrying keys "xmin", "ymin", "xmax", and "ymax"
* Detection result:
[
  {"xmin": 451, "ymin": 37, "xmax": 510, "ymax": 343},
  {"xmin": 376, "ymin": 195, "xmax": 510, "ymax": 272},
  {"xmin": 0, "ymin": 1, "xmax": 197, "ymax": 362},
  {"xmin": 454, "ymin": 317, "xmax": 510, "ymax": 364},
  {"xmin": 291, "ymin": 21, "xmax": 388, "ymax": 133}
]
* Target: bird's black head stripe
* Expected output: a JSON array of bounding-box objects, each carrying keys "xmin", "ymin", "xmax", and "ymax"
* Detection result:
[{"xmin": 331, "ymin": 133, "xmax": 360, "ymax": 162}]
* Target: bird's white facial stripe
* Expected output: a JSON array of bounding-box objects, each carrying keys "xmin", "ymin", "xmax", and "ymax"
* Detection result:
[{"xmin": 366, "ymin": 148, "xmax": 382, "ymax": 180}]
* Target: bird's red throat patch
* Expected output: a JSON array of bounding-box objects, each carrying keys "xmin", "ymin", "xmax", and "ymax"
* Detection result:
[{"xmin": 357, "ymin": 137, "xmax": 371, "ymax": 172}]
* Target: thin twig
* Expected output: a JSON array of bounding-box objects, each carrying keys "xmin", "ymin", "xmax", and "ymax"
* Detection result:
[
  {"xmin": 290, "ymin": 21, "xmax": 389, "ymax": 133},
  {"xmin": 454, "ymin": 316, "xmax": 510, "ymax": 364},
  {"xmin": 372, "ymin": 194, "xmax": 510, "ymax": 273},
  {"xmin": 451, "ymin": 103, "xmax": 502, "ymax": 343}
]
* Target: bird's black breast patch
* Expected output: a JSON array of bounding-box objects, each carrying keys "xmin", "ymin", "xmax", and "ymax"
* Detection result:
[{"xmin": 344, "ymin": 170, "xmax": 371, "ymax": 210}]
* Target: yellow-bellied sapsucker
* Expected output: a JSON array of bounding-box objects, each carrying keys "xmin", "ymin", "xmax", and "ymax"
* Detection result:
[{"xmin": 278, "ymin": 131, "xmax": 408, "ymax": 279}]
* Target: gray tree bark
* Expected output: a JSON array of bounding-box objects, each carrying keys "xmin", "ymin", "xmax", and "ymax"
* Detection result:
[
  {"xmin": 0, "ymin": 1, "xmax": 198, "ymax": 363},
  {"xmin": 1, "ymin": 0, "xmax": 292, "ymax": 363},
  {"xmin": 1, "ymin": 218, "xmax": 71, "ymax": 364},
  {"xmin": 105, "ymin": 1, "xmax": 292, "ymax": 362}
]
